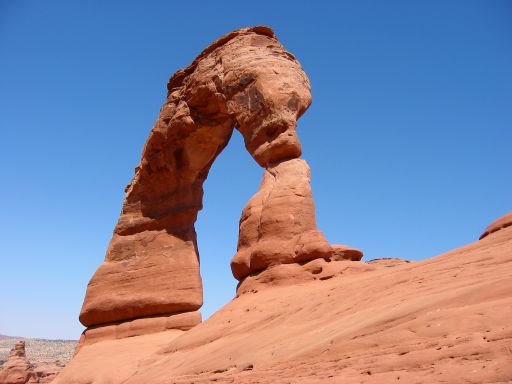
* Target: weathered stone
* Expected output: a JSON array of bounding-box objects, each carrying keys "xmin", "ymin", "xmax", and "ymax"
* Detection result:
[
  {"xmin": 480, "ymin": 212, "xmax": 512, "ymax": 240},
  {"xmin": 331, "ymin": 244, "xmax": 363, "ymax": 261},
  {"xmin": 231, "ymin": 159, "xmax": 332, "ymax": 281},
  {"xmin": 80, "ymin": 26, "xmax": 319, "ymax": 328},
  {"xmin": 0, "ymin": 341, "xmax": 36, "ymax": 384},
  {"xmin": 77, "ymin": 311, "xmax": 201, "ymax": 348}
]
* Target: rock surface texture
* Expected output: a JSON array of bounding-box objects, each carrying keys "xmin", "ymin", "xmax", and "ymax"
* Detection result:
[
  {"xmin": 331, "ymin": 244, "xmax": 364, "ymax": 261},
  {"xmin": 80, "ymin": 25, "xmax": 333, "ymax": 337},
  {"xmin": 0, "ymin": 341, "xmax": 36, "ymax": 384},
  {"xmin": 55, "ymin": 216, "xmax": 512, "ymax": 383},
  {"xmin": 56, "ymin": 26, "xmax": 512, "ymax": 384},
  {"xmin": 232, "ymin": 159, "xmax": 331, "ymax": 280},
  {"xmin": 0, "ymin": 337, "xmax": 76, "ymax": 384},
  {"xmin": 480, "ymin": 211, "xmax": 512, "ymax": 240}
]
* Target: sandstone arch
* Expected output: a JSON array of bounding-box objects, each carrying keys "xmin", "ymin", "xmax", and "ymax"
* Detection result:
[{"xmin": 79, "ymin": 26, "xmax": 332, "ymax": 330}]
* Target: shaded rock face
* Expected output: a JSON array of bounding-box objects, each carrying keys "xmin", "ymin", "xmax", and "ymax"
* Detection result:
[
  {"xmin": 80, "ymin": 26, "xmax": 332, "ymax": 331},
  {"xmin": 0, "ymin": 341, "xmax": 35, "ymax": 384}
]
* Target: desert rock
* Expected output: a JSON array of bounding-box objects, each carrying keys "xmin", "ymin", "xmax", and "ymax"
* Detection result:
[
  {"xmin": 331, "ymin": 244, "xmax": 364, "ymax": 261},
  {"xmin": 237, "ymin": 258, "xmax": 375, "ymax": 295},
  {"xmin": 79, "ymin": 25, "xmax": 330, "ymax": 330},
  {"xmin": 480, "ymin": 211, "xmax": 512, "ymax": 240},
  {"xmin": 231, "ymin": 159, "xmax": 332, "ymax": 281},
  {"xmin": 0, "ymin": 341, "xmax": 36, "ymax": 384},
  {"xmin": 77, "ymin": 311, "xmax": 201, "ymax": 349},
  {"xmin": 54, "ymin": 222, "xmax": 512, "ymax": 383}
]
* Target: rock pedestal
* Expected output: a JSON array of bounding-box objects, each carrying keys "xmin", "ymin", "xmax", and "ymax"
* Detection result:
[{"xmin": 0, "ymin": 341, "xmax": 36, "ymax": 384}]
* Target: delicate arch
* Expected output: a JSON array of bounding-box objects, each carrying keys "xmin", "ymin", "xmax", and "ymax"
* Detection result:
[{"xmin": 79, "ymin": 26, "xmax": 330, "ymax": 329}]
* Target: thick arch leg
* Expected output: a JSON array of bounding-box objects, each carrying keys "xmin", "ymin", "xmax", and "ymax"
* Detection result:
[{"xmin": 232, "ymin": 158, "xmax": 332, "ymax": 282}]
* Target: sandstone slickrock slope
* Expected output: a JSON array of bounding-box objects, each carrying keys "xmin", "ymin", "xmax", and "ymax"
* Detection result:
[
  {"xmin": 79, "ymin": 26, "xmax": 335, "ymax": 336},
  {"xmin": 55, "ymin": 218, "xmax": 512, "ymax": 383}
]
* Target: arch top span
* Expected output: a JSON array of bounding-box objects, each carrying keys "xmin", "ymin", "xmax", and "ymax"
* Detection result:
[{"xmin": 79, "ymin": 26, "xmax": 332, "ymax": 330}]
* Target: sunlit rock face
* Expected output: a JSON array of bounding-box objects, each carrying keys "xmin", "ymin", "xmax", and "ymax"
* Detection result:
[
  {"xmin": 79, "ymin": 26, "xmax": 331, "ymax": 331},
  {"xmin": 479, "ymin": 212, "xmax": 512, "ymax": 240},
  {"xmin": 0, "ymin": 341, "xmax": 35, "ymax": 384},
  {"xmin": 231, "ymin": 158, "xmax": 332, "ymax": 281}
]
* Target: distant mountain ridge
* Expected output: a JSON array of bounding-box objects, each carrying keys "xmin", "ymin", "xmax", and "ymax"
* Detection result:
[
  {"xmin": 0, "ymin": 333, "xmax": 77, "ymax": 342},
  {"xmin": 0, "ymin": 334, "xmax": 19, "ymax": 341}
]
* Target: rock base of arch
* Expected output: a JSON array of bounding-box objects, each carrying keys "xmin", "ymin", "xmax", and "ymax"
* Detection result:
[{"xmin": 77, "ymin": 311, "xmax": 201, "ymax": 348}]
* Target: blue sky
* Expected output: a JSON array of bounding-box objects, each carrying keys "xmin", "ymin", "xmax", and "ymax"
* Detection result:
[{"xmin": 0, "ymin": 1, "xmax": 510, "ymax": 339}]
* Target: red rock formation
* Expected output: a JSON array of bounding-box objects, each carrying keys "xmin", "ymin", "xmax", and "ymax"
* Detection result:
[
  {"xmin": 80, "ymin": 26, "xmax": 331, "ymax": 332},
  {"xmin": 55, "ymin": 217, "xmax": 512, "ymax": 383},
  {"xmin": 0, "ymin": 341, "xmax": 36, "ymax": 384},
  {"xmin": 331, "ymin": 244, "xmax": 364, "ymax": 261},
  {"xmin": 479, "ymin": 211, "xmax": 512, "ymax": 239},
  {"xmin": 236, "ymin": 258, "xmax": 375, "ymax": 295},
  {"xmin": 231, "ymin": 159, "xmax": 331, "ymax": 280},
  {"xmin": 78, "ymin": 311, "xmax": 200, "ymax": 349}
]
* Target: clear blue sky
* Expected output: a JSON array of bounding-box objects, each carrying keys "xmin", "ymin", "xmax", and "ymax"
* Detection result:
[{"xmin": 0, "ymin": 1, "xmax": 510, "ymax": 340}]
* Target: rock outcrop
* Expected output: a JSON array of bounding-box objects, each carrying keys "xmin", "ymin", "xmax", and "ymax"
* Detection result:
[
  {"xmin": 0, "ymin": 338, "xmax": 76, "ymax": 383},
  {"xmin": 80, "ymin": 26, "xmax": 337, "ymax": 337},
  {"xmin": 331, "ymin": 244, "xmax": 363, "ymax": 261},
  {"xmin": 52, "ymin": 25, "xmax": 512, "ymax": 384},
  {"xmin": 54, "ymin": 217, "xmax": 512, "ymax": 384},
  {"xmin": 0, "ymin": 341, "xmax": 36, "ymax": 384},
  {"xmin": 480, "ymin": 211, "xmax": 512, "ymax": 240},
  {"xmin": 231, "ymin": 159, "xmax": 331, "ymax": 280}
]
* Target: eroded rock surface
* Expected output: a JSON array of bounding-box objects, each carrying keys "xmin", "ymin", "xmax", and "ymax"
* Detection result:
[
  {"xmin": 80, "ymin": 26, "xmax": 331, "ymax": 333},
  {"xmin": 55, "ymin": 222, "xmax": 512, "ymax": 384},
  {"xmin": 0, "ymin": 341, "xmax": 36, "ymax": 384},
  {"xmin": 231, "ymin": 159, "xmax": 331, "ymax": 281},
  {"xmin": 237, "ymin": 258, "xmax": 375, "ymax": 295},
  {"xmin": 78, "ymin": 311, "xmax": 200, "ymax": 349},
  {"xmin": 480, "ymin": 211, "xmax": 512, "ymax": 240},
  {"xmin": 331, "ymin": 244, "xmax": 363, "ymax": 261}
]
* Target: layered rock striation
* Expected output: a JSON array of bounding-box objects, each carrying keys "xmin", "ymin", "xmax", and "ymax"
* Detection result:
[{"xmin": 79, "ymin": 26, "xmax": 344, "ymax": 339}]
